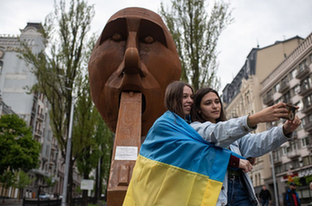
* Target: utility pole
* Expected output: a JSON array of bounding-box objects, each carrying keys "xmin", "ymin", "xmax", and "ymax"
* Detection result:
[
  {"xmin": 270, "ymin": 151, "xmax": 279, "ymax": 206},
  {"xmin": 61, "ymin": 95, "xmax": 75, "ymax": 206}
]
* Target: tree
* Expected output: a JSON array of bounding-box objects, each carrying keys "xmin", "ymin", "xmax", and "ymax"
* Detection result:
[
  {"xmin": 0, "ymin": 171, "xmax": 15, "ymax": 203},
  {"xmin": 43, "ymin": 176, "xmax": 57, "ymax": 195},
  {"xmin": 74, "ymin": 73, "xmax": 98, "ymax": 206},
  {"xmin": 160, "ymin": 0, "xmax": 233, "ymax": 91},
  {"xmin": 74, "ymin": 66, "xmax": 113, "ymax": 205},
  {"xmin": 18, "ymin": 0, "xmax": 95, "ymax": 205},
  {"xmin": 15, "ymin": 170, "xmax": 35, "ymax": 201},
  {"xmin": 93, "ymin": 111, "xmax": 114, "ymax": 202},
  {"xmin": 0, "ymin": 114, "xmax": 40, "ymax": 175}
]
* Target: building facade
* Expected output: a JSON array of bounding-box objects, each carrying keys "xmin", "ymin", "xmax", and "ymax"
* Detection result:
[
  {"xmin": 261, "ymin": 32, "xmax": 312, "ymax": 205},
  {"xmin": 221, "ymin": 36, "xmax": 307, "ymax": 203},
  {"xmin": 0, "ymin": 23, "xmax": 81, "ymax": 198}
]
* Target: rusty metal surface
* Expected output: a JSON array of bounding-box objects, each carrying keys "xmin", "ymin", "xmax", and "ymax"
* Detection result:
[
  {"xmin": 107, "ymin": 92, "xmax": 141, "ymax": 206},
  {"xmin": 88, "ymin": 7, "xmax": 181, "ymax": 136}
]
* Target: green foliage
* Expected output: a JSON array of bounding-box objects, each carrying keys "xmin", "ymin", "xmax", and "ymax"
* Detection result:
[
  {"xmin": 287, "ymin": 176, "xmax": 301, "ymax": 186},
  {"xmin": 15, "ymin": 170, "xmax": 35, "ymax": 189},
  {"xmin": 44, "ymin": 176, "xmax": 57, "ymax": 187},
  {"xmin": 160, "ymin": 0, "xmax": 233, "ymax": 91},
  {"xmin": 0, "ymin": 114, "xmax": 40, "ymax": 174},
  {"xmin": 305, "ymin": 175, "xmax": 312, "ymax": 184},
  {"xmin": 15, "ymin": 170, "xmax": 36, "ymax": 199},
  {"xmin": 0, "ymin": 170, "xmax": 16, "ymax": 189}
]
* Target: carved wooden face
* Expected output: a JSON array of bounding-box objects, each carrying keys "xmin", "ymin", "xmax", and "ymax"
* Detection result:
[{"xmin": 88, "ymin": 7, "xmax": 181, "ymax": 136}]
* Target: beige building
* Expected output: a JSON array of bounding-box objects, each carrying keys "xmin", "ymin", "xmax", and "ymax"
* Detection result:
[
  {"xmin": 260, "ymin": 32, "xmax": 312, "ymax": 205},
  {"xmin": 222, "ymin": 36, "xmax": 305, "ymax": 202}
]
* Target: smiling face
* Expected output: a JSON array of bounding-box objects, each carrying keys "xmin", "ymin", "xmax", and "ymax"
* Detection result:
[
  {"xmin": 182, "ymin": 86, "xmax": 193, "ymax": 116},
  {"xmin": 199, "ymin": 92, "xmax": 221, "ymax": 123},
  {"xmin": 88, "ymin": 7, "xmax": 181, "ymax": 135}
]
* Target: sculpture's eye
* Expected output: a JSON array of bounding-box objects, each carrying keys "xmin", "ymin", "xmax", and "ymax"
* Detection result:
[
  {"xmin": 112, "ymin": 33, "xmax": 123, "ymax": 41},
  {"xmin": 142, "ymin": 36, "xmax": 154, "ymax": 44}
]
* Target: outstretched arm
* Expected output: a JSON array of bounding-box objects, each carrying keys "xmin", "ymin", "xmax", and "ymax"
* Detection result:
[{"xmin": 248, "ymin": 102, "xmax": 289, "ymax": 127}]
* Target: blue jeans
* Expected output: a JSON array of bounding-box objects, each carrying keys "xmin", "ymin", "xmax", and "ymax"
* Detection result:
[
  {"xmin": 227, "ymin": 178, "xmax": 252, "ymax": 206},
  {"xmin": 261, "ymin": 199, "xmax": 269, "ymax": 206}
]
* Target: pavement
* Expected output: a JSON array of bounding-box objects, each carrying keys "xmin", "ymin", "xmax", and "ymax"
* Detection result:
[
  {"xmin": 0, "ymin": 198, "xmax": 22, "ymax": 206},
  {"xmin": 0, "ymin": 198, "xmax": 107, "ymax": 206}
]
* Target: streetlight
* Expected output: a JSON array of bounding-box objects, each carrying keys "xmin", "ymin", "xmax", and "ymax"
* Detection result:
[
  {"xmin": 270, "ymin": 151, "xmax": 279, "ymax": 206},
  {"xmin": 61, "ymin": 94, "xmax": 75, "ymax": 206}
]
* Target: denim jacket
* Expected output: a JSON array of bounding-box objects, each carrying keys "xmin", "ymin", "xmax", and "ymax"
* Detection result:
[{"xmin": 191, "ymin": 115, "xmax": 291, "ymax": 206}]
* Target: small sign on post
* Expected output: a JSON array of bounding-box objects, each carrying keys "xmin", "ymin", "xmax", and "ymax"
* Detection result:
[{"xmin": 81, "ymin": 179, "xmax": 95, "ymax": 190}]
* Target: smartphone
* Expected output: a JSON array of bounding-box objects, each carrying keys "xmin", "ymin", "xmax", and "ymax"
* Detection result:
[{"xmin": 285, "ymin": 103, "xmax": 298, "ymax": 121}]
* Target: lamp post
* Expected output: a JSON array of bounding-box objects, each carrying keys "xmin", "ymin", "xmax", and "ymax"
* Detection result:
[
  {"xmin": 270, "ymin": 151, "xmax": 279, "ymax": 206},
  {"xmin": 61, "ymin": 95, "xmax": 75, "ymax": 206}
]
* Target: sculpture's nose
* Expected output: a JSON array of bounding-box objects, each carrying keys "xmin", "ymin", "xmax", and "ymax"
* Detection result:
[
  {"xmin": 122, "ymin": 32, "xmax": 147, "ymax": 77},
  {"xmin": 124, "ymin": 47, "xmax": 141, "ymax": 75}
]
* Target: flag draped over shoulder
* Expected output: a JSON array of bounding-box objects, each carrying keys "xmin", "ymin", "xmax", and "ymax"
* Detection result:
[{"xmin": 123, "ymin": 111, "xmax": 232, "ymax": 206}]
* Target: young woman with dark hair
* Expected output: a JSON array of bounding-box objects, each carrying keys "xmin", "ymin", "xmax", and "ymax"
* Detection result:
[{"xmin": 190, "ymin": 87, "xmax": 301, "ymax": 206}]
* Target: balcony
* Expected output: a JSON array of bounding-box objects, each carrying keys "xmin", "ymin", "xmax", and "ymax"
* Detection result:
[
  {"xmin": 303, "ymin": 121, "xmax": 312, "ymax": 133},
  {"xmin": 263, "ymin": 93, "xmax": 274, "ymax": 105},
  {"xmin": 279, "ymin": 80, "xmax": 290, "ymax": 93},
  {"xmin": 37, "ymin": 113, "xmax": 45, "ymax": 121},
  {"xmin": 273, "ymin": 153, "xmax": 282, "ymax": 164},
  {"xmin": 296, "ymin": 65, "xmax": 310, "ymax": 80},
  {"xmin": 34, "ymin": 129, "xmax": 42, "ymax": 139},
  {"xmin": 31, "ymin": 107, "xmax": 36, "ymax": 114},
  {"xmin": 300, "ymin": 85, "xmax": 312, "ymax": 97},
  {"xmin": 302, "ymin": 103, "xmax": 312, "ymax": 114},
  {"xmin": 287, "ymin": 149, "xmax": 300, "ymax": 159}
]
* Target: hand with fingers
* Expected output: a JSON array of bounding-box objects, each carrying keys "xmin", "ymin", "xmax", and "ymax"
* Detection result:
[
  {"xmin": 248, "ymin": 102, "xmax": 290, "ymax": 127},
  {"xmin": 239, "ymin": 159, "xmax": 253, "ymax": 173},
  {"xmin": 283, "ymin": 115, "xmax": 301, "ymax": 136}
]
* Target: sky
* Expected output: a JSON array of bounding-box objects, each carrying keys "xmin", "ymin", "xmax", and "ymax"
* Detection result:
[{"xmin": 1, "ymin": 0, "xmax": 312, "ymax": 93}]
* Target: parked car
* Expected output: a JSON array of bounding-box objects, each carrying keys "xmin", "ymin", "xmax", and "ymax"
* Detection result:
[{"xmin": 39, "ymin": 193, "xmax": 50, "ymax": 200}]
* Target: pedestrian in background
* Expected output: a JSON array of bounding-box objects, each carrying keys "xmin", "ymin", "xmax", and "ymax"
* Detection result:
[
  {"xmin": 284, "ymin": 182, "xmax": 301, "ymax": 206},
  {"xmin": 259, "ymin": 185, "xmax": 271, "ymax": 206}
]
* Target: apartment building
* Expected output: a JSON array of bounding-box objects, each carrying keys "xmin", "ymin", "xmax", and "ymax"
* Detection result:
[
  {"xmin": 261, "ymin": 32, "xmax": 312, "ymax": 205},
  {"xmin": 0, "ymin": 23, "xmax": 81, "ymax": 198},
  {"xmin": 221, "ymin": 36, "xmax": 305, "ymax": 202}
]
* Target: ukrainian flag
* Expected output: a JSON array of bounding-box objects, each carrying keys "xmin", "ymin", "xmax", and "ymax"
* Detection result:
[{"xmin": 123, "ymin": 111, "xmax": 232, "ymax": 206}]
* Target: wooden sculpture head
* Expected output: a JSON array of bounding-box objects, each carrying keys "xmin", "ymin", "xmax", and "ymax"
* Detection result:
[{"xmin": 88, "ymin": 7, "xmax": 181, "ymax": 136}]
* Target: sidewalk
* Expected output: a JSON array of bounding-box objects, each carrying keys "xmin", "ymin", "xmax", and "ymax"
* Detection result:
[
  {"xmin": 0, "ymin": 198, "xmax": 22, "ymax": 206},
  {"xmin": 0, "ymin": 198, "xmax": 107, "ymax": 206}
]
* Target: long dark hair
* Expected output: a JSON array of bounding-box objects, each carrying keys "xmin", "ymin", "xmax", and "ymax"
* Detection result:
[
  {"xmin": 191, "ymin": 87, "xmax": 226, "ymax": 123},
  {"xmin": 164, "ymin": 81, "xmax": 193, "ymax": 119}
]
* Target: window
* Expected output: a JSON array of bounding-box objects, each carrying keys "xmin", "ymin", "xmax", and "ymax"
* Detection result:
[
  {"xmin": 295, "ymin": 101, "xmax": 303, "ymax": 111},
  {"xmin": 301, "ymin": 137, "xmax": 307, "ymax": 148},
  {"xmin": 283, "ymin": 91, "xmax": 291, "ymax": 103},
  {"xmin": 293, "ymin": 84, "xmax": 301, "ymax": 95},
  {"xmin": 274, "ymin": 83, "xmax": 280, "ymax": 93},
  {"xmin": 290, "ymin": 69, "xmax": 297, "ymax": 79},
  {"xmin": 304, "ymin": 95, "xmax": 312, "ymax": 108},
  {"xmin": 245, "ymin": 91, "xmax": 250, "ymax": 104},
  {"xmin": 298, "ymin": 59, "xmax": 307, "ymax": 72}
]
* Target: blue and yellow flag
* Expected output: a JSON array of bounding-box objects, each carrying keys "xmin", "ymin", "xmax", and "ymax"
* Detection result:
[{"xmin": 123, "ymin": 111, "xmax": 232, "ymax": 206}]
